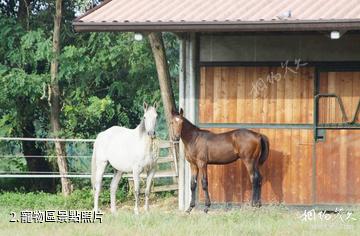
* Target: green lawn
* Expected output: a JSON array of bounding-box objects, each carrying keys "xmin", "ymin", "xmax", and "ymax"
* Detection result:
[{"xmin": 0, "ymin": 191, "xmax": 359, "ymax": 236}]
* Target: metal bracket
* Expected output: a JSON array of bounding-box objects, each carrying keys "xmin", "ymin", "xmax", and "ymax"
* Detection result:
[
  {"xmin": 314, "ymin": 93, "xmax": 360, "ymax": 141},
  {"xmin": 315, "ymin": 129, "xmax": 326, "ymax": 142}
]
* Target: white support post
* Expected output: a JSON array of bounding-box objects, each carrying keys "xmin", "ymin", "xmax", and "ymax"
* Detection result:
[
  {"xmin": 178, "ymin": 35, "xmax": 186, "ymax": 210},
  {"xmin": 177, "ymin": 33, "xmax": 197, "ymax": 211},
  {"xmin": 179, "ymin": 33, "xmax": 197, "ymax": 211},
  {"xmin": 186, "ymin": 33, "xmax": 197, "ymax": 209}
]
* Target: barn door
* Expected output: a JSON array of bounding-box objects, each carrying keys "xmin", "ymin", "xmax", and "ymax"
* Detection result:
[{"xmin": 315, "ymin": 70, "xmax": 360, "ymax": 204}]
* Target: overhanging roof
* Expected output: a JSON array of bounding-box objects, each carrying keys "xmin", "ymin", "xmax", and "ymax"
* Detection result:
[{"xmin": 73, "ymin": 0, "xmax": 360, "ymax": 32}]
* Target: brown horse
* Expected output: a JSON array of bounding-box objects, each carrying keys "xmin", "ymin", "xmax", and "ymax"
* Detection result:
[{"xmin": 171, "ymin": 109, "xmax": 269, "ymax": 213}]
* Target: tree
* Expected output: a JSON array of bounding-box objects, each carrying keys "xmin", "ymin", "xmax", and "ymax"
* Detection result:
[
  {"xmin": 50, "ymin": 0, "xmax": 71, "ymax": 196},
  {"xmin": 18, "ymin": 0, "xmax": 31, "ymax": 29},
  {"xmin": 148, "ymin": 32, "xmax": 176, "ymax": 139},
  {"xmin": 0, "ymin": 16, "xmax": 56, "ymax": 192},
  {"xmin": 0, "ymin": 1, "xmax": 179, "ymax": 193}
]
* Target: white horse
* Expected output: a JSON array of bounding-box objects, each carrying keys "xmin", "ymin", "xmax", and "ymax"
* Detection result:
[{"xmin": 91, "ymin": 102, "xmax": 158, "ymax": 214}]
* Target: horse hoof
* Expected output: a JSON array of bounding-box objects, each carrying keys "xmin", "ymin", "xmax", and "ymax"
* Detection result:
[
  {"xmin": 185, "ymin": 207, "xmax": 193, "ymax": 214},
  {"xmin": 204, "ymin": 208, "xmax": 209, "ymax": 214}
]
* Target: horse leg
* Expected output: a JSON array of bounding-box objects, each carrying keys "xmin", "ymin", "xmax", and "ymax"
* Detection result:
[
  {"xmin": 199, "ymin": 164, "xmax": 211, "ymax": 213},
  {"xmin": 186, "ymin": 163, "xmax": 199, "ymax": 213},
  {"xmin": 144, "ymin": 167, "xmax": 156, "ymax": 211},
  {"xmin": 244, "ymin": 160, "xmax": 262, "ymax": 207},
  {"xmin": 93, "ymin": 160, "xmax": 107, "ymax": 213},
  {"xmin": 253, "ymin": 167, "xmax": 263, "ymax": 207},
  {"xmin": 110, "ymin": 170, "xmax": 123, "ymax": 213},
  {"xmin": 132, "ymin": 169, "xmax": 141, "ymax": 215}
]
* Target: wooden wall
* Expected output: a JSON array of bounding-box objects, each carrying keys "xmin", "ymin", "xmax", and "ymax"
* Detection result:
[
  {"xmin": 197, "ymin": 66, "xmax": 360, "ymax": 205},
  {"xmin": 198, "ymin": 66, "xmax": 314, "ymax": 204},
  {"xmin": 318, "ymin": 71, "xmax": 360, "ymax": 124},
  {"xmin": 199, "ymin": 128, "xmax": 313, "ymax": 204},
  {"xmin": 316, "ymin": 71, "xmax": 360, "ymax": 203},
  {"xmin": 316, "ymin": 129, "xmax": 360, "ymax": 204},
  {"xmin": 199, "ymin": 66, "xmax": 314, "ymax": 124}
]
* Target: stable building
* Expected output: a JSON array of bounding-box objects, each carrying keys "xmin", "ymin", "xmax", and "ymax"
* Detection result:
[{"xmin": 74, "ymin": 0, "xmax": 360, "ymax": 209}]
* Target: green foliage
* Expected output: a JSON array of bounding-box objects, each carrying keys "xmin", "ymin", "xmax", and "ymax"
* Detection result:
[
  {"xmin": 63, "ymin": 95, "xmax": 123, "ymax": 137},
  {"xmin": 0, "ymin": 17, "xmax": 50, "ymax": 144},
  {"xmin": 0, "ymin": 15, "xmax": 179, "ymax": 139},
  {"xmin": 0, "ymin": 187, "xmax": 128, "ymax": 210},
  {"xmin": 0, "ymin": 1, "xmax": 179, "ymax": 193}
]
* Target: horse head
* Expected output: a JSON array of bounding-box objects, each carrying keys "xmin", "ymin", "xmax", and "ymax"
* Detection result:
[
  {"xmin": 143, "ymin": 101, "xmax": 158, "ymax": 138},
  {"xmin": 171, "ymin": 108, "xmax": 184, "ymax": 141}
]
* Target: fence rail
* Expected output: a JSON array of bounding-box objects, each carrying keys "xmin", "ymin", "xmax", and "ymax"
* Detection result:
[
  {"xmin": 0, "ymin": 173, "xmax": 178, "ymax": 178},
  {"xmin": 0, "ymin": 155, "xmax": 91, "ymax": 158},
  {"xmin": 0, "ymin": 137, "xmax": 179, "ymax": 180},
  {"xmin": 0, "ymin": 137, "xmax": 96, "ymax": 142}
]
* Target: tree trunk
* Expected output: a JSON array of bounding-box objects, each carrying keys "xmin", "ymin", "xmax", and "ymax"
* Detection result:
[
  {"xmin": 16, "ymin": 96, "xmax": 55, "ymax": 192},
  {"xmin": 22, "ymin": 121, "xmax": 55, "ymax": 193},
  {"xmin": 17, "ymin": 0, "xmax": 31, "ymax": 30},
  {"xmin": 148, "ymin": 32, "xmax": 176, "ymax": 139},
  {"xmin": 148, "ymin": 32, "xmax": 180, "ymax": 165},
  {"xmin": 50, "ymin": 0, "xmax": 71, "ymax": 196}
]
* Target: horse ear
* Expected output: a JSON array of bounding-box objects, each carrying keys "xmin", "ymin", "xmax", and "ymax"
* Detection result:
[
  {"xmin": 171, "ymin": 108, "xmax": 177, "ymax": 116},
  {"xmin": 179, "ymin": 108, "xmax": 184, "ymax": 116},
  {"xmin": 153, "ymin": 101, "xmax": 159, "ymax": 110},
  {"xmin": 143, "ymin": 101, "xmax": 148, "ymax": 111}
]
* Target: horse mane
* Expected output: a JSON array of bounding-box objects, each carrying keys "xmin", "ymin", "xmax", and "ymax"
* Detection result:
[
  {"xmin": 137, "ymin": 119, "xmax": 146, "ymax": 136},
  {"xmin": 182, "ymin": 117, "xmax": 199, "ymax": 131},
  {"xmin": 181, "ymin": 116, "xmax": 200, "ymax": 143}
]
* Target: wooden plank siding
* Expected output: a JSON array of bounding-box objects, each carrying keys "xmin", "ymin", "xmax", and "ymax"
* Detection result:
[
  {"xmin": 197, "ymin": 67, "xmax": 360, "ymax": 205},
  {"xmin": 199, "ymin": 67, "xmax": 314, "ymax": 124},
  {"xmin": 316, "ymin": 129, "xmax": 360, "ymax": 203},
  {"xmin": 318, "ymin": 71, "xmax": 360, "ymax": 124},
  {"xmin": 198, "ymin": 66, "xmax": 315, "ymax": 204},
  {"xmin": 198, "ymin": 128, "xmax": 313, "ymax": 204},
  {"xmin": 316, "ymin": 71, "xmax": 360, "ymax": 204}
]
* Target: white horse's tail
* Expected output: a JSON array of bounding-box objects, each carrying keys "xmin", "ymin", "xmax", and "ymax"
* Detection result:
[{"xmin": 91, "ymin": 143, "xmax": 97, "ymax": 191}]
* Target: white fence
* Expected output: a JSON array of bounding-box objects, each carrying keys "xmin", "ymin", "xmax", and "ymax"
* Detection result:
[{"xmin": 0, "ymin": 137, "xmax": 178, "ymax": 179}]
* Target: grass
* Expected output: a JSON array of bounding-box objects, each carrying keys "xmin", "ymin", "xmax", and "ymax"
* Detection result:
[{"xmin": 0, "ymin": 190, "xmax": 360, "ymax": 236}]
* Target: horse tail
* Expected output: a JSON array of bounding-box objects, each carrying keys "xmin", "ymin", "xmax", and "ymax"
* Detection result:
[
  {"xmin": 258, "ymin": 134, "xmax": 269, "ymax": 166},
  {"xmin": 91, "ymin": 142, "xmax": 97, "ymax": 191}
]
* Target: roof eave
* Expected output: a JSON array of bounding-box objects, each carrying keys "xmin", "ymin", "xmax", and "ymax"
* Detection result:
[{"xmin": 73, "ymin": 20, "xmax": 360, "ymax": 33}]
